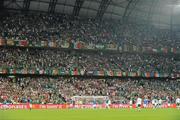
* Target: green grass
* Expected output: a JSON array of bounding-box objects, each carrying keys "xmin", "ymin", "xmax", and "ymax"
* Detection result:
[{"xmin": 0, "ymin": 109, "xmax": 180, "ymax": 120}]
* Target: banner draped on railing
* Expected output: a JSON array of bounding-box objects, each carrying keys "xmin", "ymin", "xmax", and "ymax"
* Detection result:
[
  {"xmin": 0, "ymin": 67, "xmax": 179, "ymax": 78},
  {"xmin": 0, "ymin": 38, "xmax": 5, "ymax": 46},
  {"xmin": 0, "ymin": 38, "xmax": 179, "ymax": 54}
]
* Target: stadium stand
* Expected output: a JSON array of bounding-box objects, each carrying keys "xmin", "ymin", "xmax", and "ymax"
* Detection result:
[
  {"xmin": 0, "ymin": 1, "xmax": 179, "ymax": 106},
  {"xmin": 0, "ymin": 77, "xmax": 179, "ymax": 104}
]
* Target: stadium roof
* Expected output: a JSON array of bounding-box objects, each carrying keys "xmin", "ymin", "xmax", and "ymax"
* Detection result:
[{"xmin": 2, "ymin": 0, "xmax": 180, "ymax": 28}]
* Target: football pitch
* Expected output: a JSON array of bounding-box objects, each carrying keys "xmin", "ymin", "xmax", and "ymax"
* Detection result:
[{"xmin": 0, "ymin": 109, "xmax": 180, "ymax": 120}]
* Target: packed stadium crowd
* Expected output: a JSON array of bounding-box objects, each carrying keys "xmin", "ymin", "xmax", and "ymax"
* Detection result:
[
  {"xmin": 0, "ymin": 13, "xmax": 179, "ymax": 49},
  {"xmin": 0, "ymin": 13, "xmax": 180, "ymax": 107},
  {"xmin": 0, "ymin": 48, "xmax": 179, "ymax": 74},
  {"xmin": 0, "ymin": 77, "xmax": 179, "ymax": 104}
]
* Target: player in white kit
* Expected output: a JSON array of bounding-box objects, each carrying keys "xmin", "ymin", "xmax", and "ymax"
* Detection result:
[
  {"xmin": 152, "ymin": 99, "xmax": 158, "ymax": 109},
  {"xmin": 158, "ymin": 98, "xmax": 162, "ymax": 108},
  {"xmin": 176, "ymin": 97, "xmax": 180, "ymax": 110},
  {"xmin": 136, "ymin": 97, "xmax": 142, "ymax": 111},
  {"xmin": 129, "ymin": 98, "xmax": 133, "ymax": 109}
]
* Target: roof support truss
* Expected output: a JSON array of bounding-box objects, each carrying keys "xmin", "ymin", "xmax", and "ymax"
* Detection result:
[
  {"xmin": 123, "ymin": 0, "xmax": 140, "ymax": 22},
  {"xmin": 146, "ymin": 0, "xmax": 156, "ymax": 24},
  {"xmin": 48, "ymin": 0, "xmax": 57, "ymax": 14},
  {"xmin": 72, "ymin": 0, "xmax": 84, "ymax": 17},
  {"xmin": 0, "ymin": 0, "xmax": 4, "ymax": 10},
  {"xmin": 170, "ymin": 0, "xmax": 178, "ymax": 40},
  {"xmin": 23, "ymin": 0, "xmax": 31, "ymax": 12},
  {"xmin": 0, "ymin": 0, "xmax": 4, "ymax": 15},
  {"xmin": 96, "ymin": 0, "xmax": 112, "ymax": 19},
  {"xmin": 4, "ymin": 0, "xmax": 22, "ymax": 9}
]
